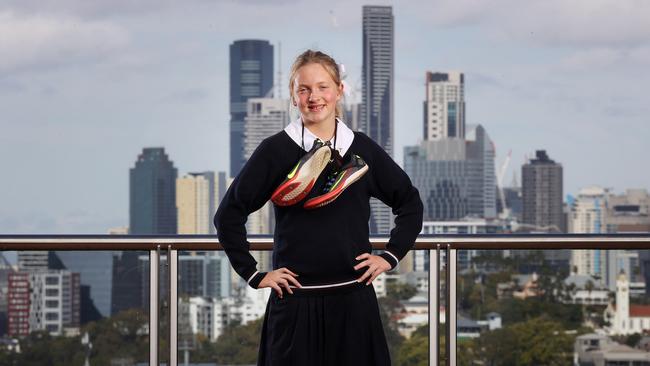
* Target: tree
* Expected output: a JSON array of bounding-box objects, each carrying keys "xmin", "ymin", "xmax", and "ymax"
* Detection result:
[
  {"xmin": 396, "ymin": 325, "xmax": 428, "ymax": 366},
  {"xmin": 476, "ymin": 316, "xmax": 573, "ymax": 365},
  {"xmin": 387, "ymin": 282, "xmax": 418, "ymax": 301},
  {"xmin": 211, "ymin": 318, "xmax": 263, "ymax": 364}
]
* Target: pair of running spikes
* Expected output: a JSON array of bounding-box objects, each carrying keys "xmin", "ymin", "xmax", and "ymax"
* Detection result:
[{"xmin": 271, "ymin": 139, "xmax": 369, "ymax": 210}]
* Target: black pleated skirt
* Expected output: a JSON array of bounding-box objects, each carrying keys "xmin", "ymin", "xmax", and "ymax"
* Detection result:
[{"xmin": 257, "ymin": 281, "xmax": 392, "ymax": 366}]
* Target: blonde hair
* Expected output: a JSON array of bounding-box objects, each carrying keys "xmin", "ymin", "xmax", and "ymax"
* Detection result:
[{"xmin": 288, "ymin": 49, "xmax": 344, "ymax": 118}]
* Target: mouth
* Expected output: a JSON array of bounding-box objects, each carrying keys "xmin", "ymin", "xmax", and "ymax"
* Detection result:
[{"xmin": 308, "ymin": 104, "xmax": 325, "ymax": 112}]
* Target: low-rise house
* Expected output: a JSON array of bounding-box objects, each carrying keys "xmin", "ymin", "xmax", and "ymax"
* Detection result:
[{"xmin": 574, "ymin": 333, "xmax": 650, "ymax": 365}]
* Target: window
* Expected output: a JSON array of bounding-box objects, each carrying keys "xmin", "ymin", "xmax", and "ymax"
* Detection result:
[
  {"xmin": 46, "ymin": 324, "xmax": 59, "ymax": 333},
  {"xmin": 45, "ymin": 277, "xmax": 59, "ymax": 285},
  {"xmin": 45, "ymin": 300, "xmax": 59, "ymax": 308},
  {"xmin": 45, "ymin": 289, "xmax": 59, "ymax": 296}
]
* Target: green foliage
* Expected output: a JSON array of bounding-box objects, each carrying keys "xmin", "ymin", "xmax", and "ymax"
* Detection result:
[
  {"xmin": 210, "ymin": 318, "xmax": 263, "ymax": 364},
  {"xmin": 0, "ymin": 331, "xmax": 86, "ymax": 366},
  {"xmin": 387, "ymin": 282, "xmax": 418, "ymax": 300},
  {"xmin": 85, "ymin": 308, "xmax": 150, "ymax": 365},
  {"xmin": 468, "ymin": 316, "xmax": 574, "ymax": 366},
  {"xmin": 396, "ymin": 324, "xmax": 428, "ymax": 366},
  {"xmin": 499, "ymin": 298, "xmax": 583, "ymax": 328}
]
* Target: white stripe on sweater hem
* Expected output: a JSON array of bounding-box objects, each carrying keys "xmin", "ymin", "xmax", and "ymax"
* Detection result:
[
  {"xmin": 289, "ymin": 279, "xmax": 359, "ymax": 289},
  {"xmin": 247, "ymin": 270, "xmax": 260, "ymax": 284}
]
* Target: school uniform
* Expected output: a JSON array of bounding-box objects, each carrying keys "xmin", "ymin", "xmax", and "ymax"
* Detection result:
[{"xmin": 214, "ymin": 118, "xmax": 424, "ymax": 366}]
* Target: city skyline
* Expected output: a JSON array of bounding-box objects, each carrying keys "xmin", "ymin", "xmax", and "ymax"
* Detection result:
[{"xmin": 1, "ymin": 0, "xmax": 649, "ymax": 233}]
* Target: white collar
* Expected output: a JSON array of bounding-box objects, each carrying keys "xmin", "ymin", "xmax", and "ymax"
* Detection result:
[{"xmin": 284, "ymin": 117, "xmax": 355, "ymax": 156}]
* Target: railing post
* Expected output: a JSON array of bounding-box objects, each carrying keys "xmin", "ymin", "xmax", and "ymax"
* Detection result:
[
  {"xmin": 168, "ymin": 246, "xmax": 178, "ymax": 366},
  {"xmin": 150, "ymin": 247, "xmax": 160, "ymax": 366},
  {"xmin": 429, "ymin": 245, "xmax": 439, "ymax": 366},
  {"xmin": 447, "ymin": 248, "xmax": 457, "ymax": 366}
]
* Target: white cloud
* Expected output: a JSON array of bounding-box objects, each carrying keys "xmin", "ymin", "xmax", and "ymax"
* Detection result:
[
  {"xmin": 505, "ymin": 0, "xmax": 650, "ymax": 48},
  {"xmin": 412, "ymin": 0, "xmax": 650, "ymax": 49},
  {"xmin": 0, "ymin": 11, "xmax": 129, "ymax": 74}
]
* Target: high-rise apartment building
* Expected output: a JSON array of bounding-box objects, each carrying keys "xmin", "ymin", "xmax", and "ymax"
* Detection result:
[
  {"xmin": 7, "ymin": 273, "xmax": 29, "ymax": 337},
  {"xmin": 570, "ymin": 187, "xmax": 609, "ymax": 286},
  {"xmin": 29, "ymin": 270, "xmax": 81, "ymax": 335},
  {"xmin": 177, "ymin": 172, "xmax": 219, "ymax": 235},
  {"xmin": 0, "ymin": 254, "xmax": 13, "ymax": 336},
  {"xmin": 424, "ymin": 72, "xmax": 465, "ymax": 141},
  {"xmin": 8, "ymin": 270, "xmax": 81, "ymax": 336},
  {"xmin": 362, "ymin": 5, "xmax": 394, "ymax": 234},
  {"xmin": 230, "ymin": 40, "xmax": 274, "ymax": 177},
  {"xmin": 570, "ymin": 187, "xmax": 646, "ymax": 291},
  {"xmin": 243, "ymin": 98, "xmax": 290, "ymax": 160},
  {"xmin": 129, "ymin": 147, "xmax": 178, "ymax": 234},
  {"xmin": 521, "ymin": 150, "xmax": 564, "ymax": 232}
]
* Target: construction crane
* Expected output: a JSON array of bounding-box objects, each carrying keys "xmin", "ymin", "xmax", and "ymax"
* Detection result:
[{"xmin": 497, "ymin": 149, "xmax": 512, "ymax": 220}]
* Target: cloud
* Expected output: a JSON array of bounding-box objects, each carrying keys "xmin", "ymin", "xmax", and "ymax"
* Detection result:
[
  {"xmin": 0, "ymin": 11, "xmax": 129, "ymax": 74},
  {"xmin": 0, "ymin": 0, "xmax": 172, "ymax": 18},
  {"xmin": 412, "ymin": 0, "xmax": 650, "ymax": 49}
]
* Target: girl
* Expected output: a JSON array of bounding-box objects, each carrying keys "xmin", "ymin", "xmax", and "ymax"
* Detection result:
[{"xmin": 215, "ymin": 49, "xmax": 423, "ymax": 366}]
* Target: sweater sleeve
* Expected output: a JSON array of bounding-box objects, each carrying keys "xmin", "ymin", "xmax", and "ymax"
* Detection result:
[
  {"xmin": 367, "ymin": 139, "xmax": 424, "ymax": 270},
  {"xmin": 214, "ymin": 139, "xmax": 280, "ymax": 289}
]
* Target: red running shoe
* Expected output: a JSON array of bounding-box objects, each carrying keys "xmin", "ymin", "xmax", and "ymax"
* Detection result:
[
  {"xmin": 303, "ymin": 154, "xmax": 369, "ymax": 210},
  {"xmin": 271, "ymin": 139, "xmax": 331, "ymax": 206}
]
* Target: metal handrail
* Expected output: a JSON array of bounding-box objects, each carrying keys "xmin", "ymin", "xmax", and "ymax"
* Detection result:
[
  {"xmin": 3, "ymin": 233, "xmax": 650, "ymax": 366},
  {"xmin": 2, "ymin": 233, "xmax": 650, "ymax": 250}
]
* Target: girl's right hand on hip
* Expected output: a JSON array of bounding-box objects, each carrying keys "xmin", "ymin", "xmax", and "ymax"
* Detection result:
[{"xmin": 258, "ymin": 268, "xmax": 301, "ymax": 298}]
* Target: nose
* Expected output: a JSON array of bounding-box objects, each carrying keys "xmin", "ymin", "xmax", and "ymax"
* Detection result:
[{"xmin": 309, "ymin": 89, "xmax": 320, "ymax": 101}]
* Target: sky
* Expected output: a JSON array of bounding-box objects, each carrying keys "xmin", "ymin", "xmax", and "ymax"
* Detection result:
[{"xmin": 1, "ymin": 0, "xmax": 649, "ymax": 234}]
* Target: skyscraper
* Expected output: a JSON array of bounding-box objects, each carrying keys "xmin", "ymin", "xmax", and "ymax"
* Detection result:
[
  {"xmin": 521, "ymin": 150, "xmax": 564, "ymax": 232},
  {"xmin": 362, "ymin": 5, "xmax": 394, "ymax": 234},
  {"xmin": 129, "ymin": 147, "xmax": 178, "ymax": 235},
  {"xmin": 424, "ymin": 72, "xmax": 465, "ymax": 140},
  {"xmin": 54, "ymin": 251, "xmax": 113, "ymax": 318},
  {"xmin": 361, "ymin": 5, "xmax": 394, "ymax": 155},
  {"xmin": 230, "ymin": 40, "xmax": 274, "ymax": 177},
  {"xmin": 177, "ymin": 172, "xmax": 219, "ymax": 235},
  {"xmin": 404, "ymin": 125, "xmax": 496, "ymax": 221},
  {"xmin": 118, "ymin": 147, "xmax": 177, "ymax": 314}
]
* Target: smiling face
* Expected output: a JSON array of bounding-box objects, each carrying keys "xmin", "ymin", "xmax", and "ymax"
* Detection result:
[{"xmin": 292, "ymin": 62, "xmax": 343, "ymax": 127}]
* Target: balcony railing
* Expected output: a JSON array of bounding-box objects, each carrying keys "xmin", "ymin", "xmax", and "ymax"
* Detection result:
[{"xmin": 2, "ymin": 233, "xmax": 650, "ymax": 366}]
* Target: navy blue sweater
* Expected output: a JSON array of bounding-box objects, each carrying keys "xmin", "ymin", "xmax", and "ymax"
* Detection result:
[{"xmin": 214, "ymin": 131, "xmax": 423, "ymax": 289}]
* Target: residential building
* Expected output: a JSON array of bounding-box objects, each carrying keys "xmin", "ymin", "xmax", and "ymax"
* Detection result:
[
  {"xmin": 521, "ymin": 150, "xmax": 563, "ymax": 232},
  {"xmin": 424, "ymin": 71, "xmax": 465, "ymax": 141},
  {"xmin": 575, "ymin": 333, "xmax": 650, "ymax": 365}
]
